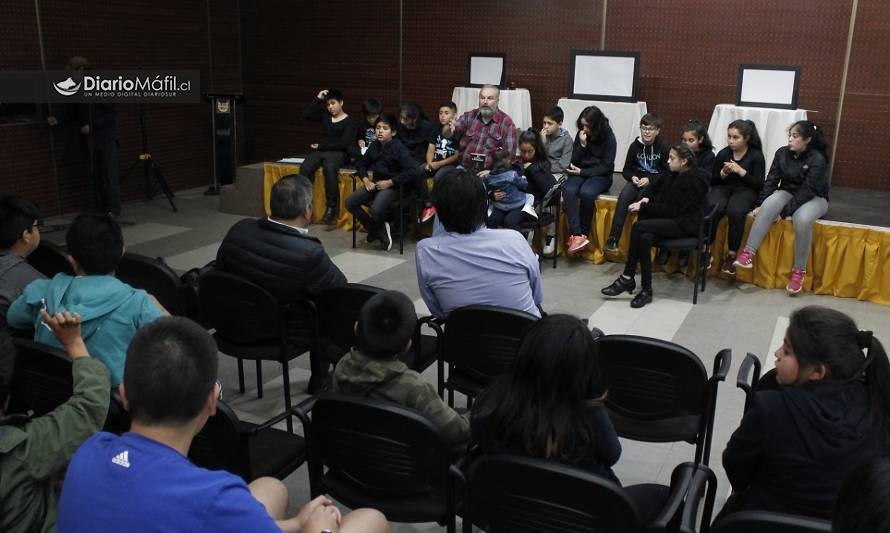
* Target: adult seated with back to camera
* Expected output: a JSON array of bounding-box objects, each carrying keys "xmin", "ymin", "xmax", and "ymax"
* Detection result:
[
  {"xmin": 332, "ymin": 290, "xmax": 470, "ymax": 445},
  {"xmin": 0, "ymin": 311, "xmax": 110, "ymax": 533},
  {"xmin": 0, "ymin": 195, "xmax": 46, "ymax": 329},
  {"xmin": 216, "ymin": 175, "xmax": 347, "ymax": 393},
  {"xmin": 415, "ymin": 167, "xmax": 543, "ymax": 320},
  {"xmin": 56, "ymin": 317, "xmax": 391, "ymax": 533},
  {"xmin": 299, "ymin": 89, "xmax": 357, "ymax": 225},
  {"xmin": 6, "ymin": 213, "xmax": 167, "ymax": 387}
]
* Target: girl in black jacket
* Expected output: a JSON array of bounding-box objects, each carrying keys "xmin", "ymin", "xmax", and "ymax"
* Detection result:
[
  {"xmin": 720, "ymin": 306, "xmax": 890, "ymax": 521},
  {"xmin": 601, "ymin": 144, "xmax": 708, "ymax": 308},
  {"xmin": 732, "ymin": 121, "xmax": 830, "ymax": 294}
]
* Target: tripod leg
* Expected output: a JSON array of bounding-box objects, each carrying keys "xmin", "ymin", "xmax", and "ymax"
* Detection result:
[{"xmin": 150, "ymin": 162, "xmax": 178, "ymax": 212}]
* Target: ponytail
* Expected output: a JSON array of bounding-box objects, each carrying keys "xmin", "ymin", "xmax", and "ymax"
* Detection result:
[
  {"xmin": 790, "ymin": 120, "xmax": 830, "ymax": 162},
  {"xmin": 728, "ymin": 119, "xmax": 763, "ymax": 151},
  {"xmin": 670, "ymin": 143, "xmax": 697, "ymax": 169},
  {"xmin": 861, "ymin": 333, "xmax": 890, "ymax": 448},
  {"xmin": 682, "ymin": 119, "xmax": 713, "ymax": 152}
]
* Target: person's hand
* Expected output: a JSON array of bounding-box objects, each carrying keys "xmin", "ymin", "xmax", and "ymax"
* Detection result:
[
  {"xmin": 40, "ymin": 309, "xmax": 89, "ymax": 360},
  {"xmin": 631, "ymin": 175, "xmax": 641, "ymax": 186},
  {"xmin": 376, "ymin": 179, "xmax": 394, "ymax": 190},
  {"xmin": 638, "ymin": 177, "xmax": 650, "ymax": 188},
  {"xmin": 316, "ymin": 89, "xmax": 329, "ymax": 100},
  {"xmin": 429, "ymin": 161, "xmax": 440, "ymax": 171},
  {"xmin": 579, "ymin": 130, "xmax": 588, "ymax": 145},
  {"xmin": 363, "ymin": 178, "xmax": 376, "ymax": 192},
  {"xmin": 46, "ymin": 116, "xmax": 58, "ymax": 126},
  {"xmin": 492, "ymin": 190, "xmax": 507, "ymax": 201},
  {"xmin": 523, "ymin": 161, "xmax": 532, "ymax": 169},
  {"xmin": 358, "ymin": 139, "xmax": 366, "ymax": 148},
  {"xmin": 310, "ymin": 143, "xmax": 319, "ymax": 150},
  {"xmin": 566, "ymin": 164, "xmax": 581, "ymax": 176},
  {"xmin": 628, "ymin": 201, "xmax": 642, "ymax": 213},
  {"xmin": 79, "ymin": 124, "xmax": 90, "ymax": 135},
  {"xmin": 476, "ymin": 170, "xmax": 490, "ymax": 178},
  {"xmin": 751, "ymin": 207, "xmax": 761, "ymax": 217},
  {"xmin": 294, "ymin": 496, "xmax": 341, "ymax": 532}
]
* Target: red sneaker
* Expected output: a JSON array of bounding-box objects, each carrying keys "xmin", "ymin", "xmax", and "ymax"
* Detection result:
[
  {"xmin": 568, "ymin": 235, "xmax": 589, "ymax": 254},
  {"xmin": 420, "ymin": 206, "xmax": 437, "ymax": 223},
  {"xmin": 733, "ymin": 249, "xmax": 755, "ymax": 269},
  {"xmin": 786, "ymin": 268, "xmax": 805, "ymax": 294}
]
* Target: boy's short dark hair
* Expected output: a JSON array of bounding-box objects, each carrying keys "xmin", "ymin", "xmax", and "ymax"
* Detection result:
[
  {"xmin": 640, "ymin": 113, "xmax": 663, "ymax": 129},
  {"xmin": 375, "ymin": 113, "xmax": 399, "ymax": 131},
  {"xmin": 543, "ymin": 106, "xmax": 564, "ymax": 124},
  {"xmin": 0, "ymin": 194, "xmax": 40, "ymax": 250},
  {"xmin": 362, "ymin": 98, "xmax": 382, "ymax": 116},
  {"xmin": 270, "ymin": 175, "xmax": 312, "ymax": 220},
  {"xmin": 65, "ymin": 213, "xmax": 124, "ymax": 275},
  {"xmin": 123, "ymin": 317, "xmax": 218, "ymax": 425},
  {"xmin": 433, "ymin": 167, "xmax": 487, "ymax": 234},
  {"xmin": 440, "ymin": 101, "xmax": 457, "ymax": 113},
  {"xmin": 0, "ymin": 328, "xmax": 15, "ymax": 407},
  {"xmin": 325, "ymin": 88, "xmax": 344, "ymax": 102},
  {"xmin": 356, "ymin": 291, "xmax": 417, "ymax": 360}
]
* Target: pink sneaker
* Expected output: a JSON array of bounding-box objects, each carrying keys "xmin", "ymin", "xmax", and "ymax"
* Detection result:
[
  {"xmin": 786, "ymin": 268, "xmax": 805, "ymax": 294},
  {"xmin": 420, "ymin": 206, "xmax": 437, "ymax": 223},
  {"xmin": 568, "ymin": 235, "xmax": 589, "ymax": 254},
  {"xmin": 733, "ymin": 249, "xmax": 755, "ymax": 269}
]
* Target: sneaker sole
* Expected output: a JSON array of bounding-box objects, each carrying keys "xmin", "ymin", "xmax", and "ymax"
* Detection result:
[
  {"xmin": 733, "ymin": 260, "xmax": 753, "ymax": 269},
  {"xmin": 786, "ymin": 286, "xmax": 802, "ymax": 295},
  {"xmin": 382, "ymin": 223, "xmax": 393, "ymax": 252},
  {"xmin": 568, "ymin": 240, "xmax": 589, "ymax": 253}
]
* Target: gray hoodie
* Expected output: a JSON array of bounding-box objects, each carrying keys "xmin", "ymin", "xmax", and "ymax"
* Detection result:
[{"xmin": 0, "ymin": 251, "xmax": 44, "ymax": 328}]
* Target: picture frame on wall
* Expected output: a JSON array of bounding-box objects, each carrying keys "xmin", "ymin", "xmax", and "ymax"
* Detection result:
[
  {"xmin": 736, "ymin": 64, "xmax": 801, "ymax": 110},
  {"xmin": 467, "ymin": 53, "xmax": 506, "ymax": 88},
  {"xmin": 569, "ymin": 50, "xmax": 640, "ymax": 102}
]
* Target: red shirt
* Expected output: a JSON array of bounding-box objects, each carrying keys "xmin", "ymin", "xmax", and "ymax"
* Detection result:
[{"xmin": 453, "ymin": 108, "xmax": 517, "ymax": 171}]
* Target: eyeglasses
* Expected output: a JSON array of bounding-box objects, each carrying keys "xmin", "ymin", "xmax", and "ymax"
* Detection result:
[{"xmin": 640, "ymin": 126, "xmax": 659, "ymax": 133}]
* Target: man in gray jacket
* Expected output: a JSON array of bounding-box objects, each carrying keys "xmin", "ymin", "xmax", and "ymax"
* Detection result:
[{"xmin": 0, "ymin": 195, "xmax": 45, "ymax": 328}]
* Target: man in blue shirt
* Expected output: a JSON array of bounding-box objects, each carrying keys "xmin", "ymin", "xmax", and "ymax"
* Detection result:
[
  {"xmin": 57, "ymin": 316, "xmax": 390, "ymax": 533},
  {"xmin": 415, "ymin": 167, "xmax": 543, "ymax": 320}
]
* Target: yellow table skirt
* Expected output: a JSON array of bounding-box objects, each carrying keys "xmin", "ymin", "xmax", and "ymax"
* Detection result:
[{"xmin": 263, "ymin": 163, "xmax": 890, "ymax": 306}]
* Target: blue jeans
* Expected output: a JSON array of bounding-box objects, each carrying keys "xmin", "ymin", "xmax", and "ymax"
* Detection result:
[{"xmin": 564, "ymin": 174, "xmax": 613, "ymax": 236}]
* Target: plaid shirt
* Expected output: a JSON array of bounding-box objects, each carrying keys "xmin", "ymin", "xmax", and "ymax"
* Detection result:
[{"xmin": 453, "ymin": 108, "xmax": 517, "ymax": 170}]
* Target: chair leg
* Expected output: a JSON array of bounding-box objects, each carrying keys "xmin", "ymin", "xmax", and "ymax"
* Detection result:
[
  {"xmin": 237, "ymin": 358, "xmax": 245, "ymax": 393},
  {"xmin": 282, "ymin": 361, "xmax": 293, "ymax": 433},
  {"xmin": 700, "ymin": 243, "xmax": 710, "ymax": 293},
  {"xmin": 553, "ymin": 201, "xmax": 560, "ymax": 269},
  {"xmin": 351, "ymin": 178, "xmax": 357, "ymax": 249},
  {"xmin": 256, "ymin": 360, "xmax": 263, "ymax": 399},
  {"xmin": 692, "ymin": 250, "xmax": 700, "ymax": 305},
  {"xmin": 399, "ymin": 187, "xmax": 405, "ymax": 255}
]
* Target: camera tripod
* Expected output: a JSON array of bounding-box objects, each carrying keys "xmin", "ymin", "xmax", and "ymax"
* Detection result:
[{"xmin": 122, "ymin": 102, "xmax": 177, "ymax": 212}]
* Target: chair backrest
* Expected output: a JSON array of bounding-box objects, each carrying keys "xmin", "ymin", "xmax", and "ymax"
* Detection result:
[
  {"xmin": 308, "ymin": 393, "xmax": 454, "ymax": 501},
  {"xmin": 596, "ymin": 335, "xmax": 730, "ymax": 465},
  {"xmin": 27, "ymin": 241, "xmax": 74, "ymax": 277},
  {"xmin": 711, "ymin": 511, "xmax": 832, "ymax": 533},
  {"xmin": 198, "ymin": 270, "xmax": 285, "ymax": 345},
  {"xmin": 115, "ymin": 252, "xmax": 182, "ymax": 314},
  {"xmin": 189, "ymin": 400, "xmax": 251, "ymax": 480},
  {"xmin": 317, "ymin": 283, "xmax": 384, "ymax": 353},
  {"xmin": 465, "ymin": 454, "xmax": 642, "ymax": 533},
  {"xmin": 441, "ymin": 305, "xmax": 538, "ymax": 384},
  {"xmin": 8, "ymin": 338, "xmax": 73, "ymax": 415}
]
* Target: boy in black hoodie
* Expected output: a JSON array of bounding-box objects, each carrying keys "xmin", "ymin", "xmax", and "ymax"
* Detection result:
[{"xmin": 604, "ymin": 114, "xmax": 670, "ymax": 253}]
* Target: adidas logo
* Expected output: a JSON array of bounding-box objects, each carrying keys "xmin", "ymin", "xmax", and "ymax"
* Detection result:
[{"xmin": 111, "ymin": 450, "xmax": 131, "ymax": 468}]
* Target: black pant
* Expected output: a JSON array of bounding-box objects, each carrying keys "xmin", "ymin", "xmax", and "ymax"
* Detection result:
[
  {"xmin": 299, "ymin": 150, "xmax": 348, "ymax": 208},
  {"xmin": 609, "ymin": 181, "xmax": 647, "ymax": 240},
  {"xmin": 624, "ymin": 218, "xmax": 688, "ymax": 291},
  {"xmin": 486, "ymin": 207, "xmax": 524, "ymax": 232},
  {"xmin": 707, "ymin": 185, "xmax": 757, "ymax": 250},
  {"xmin": 91, "ymin": 138, "xmax": 120, "ymax": 215}
]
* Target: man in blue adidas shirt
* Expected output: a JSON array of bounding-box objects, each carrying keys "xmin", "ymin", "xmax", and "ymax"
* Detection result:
[{"xmin": 57, "ymin": 316, "xmax": 390, "ymax": 533}]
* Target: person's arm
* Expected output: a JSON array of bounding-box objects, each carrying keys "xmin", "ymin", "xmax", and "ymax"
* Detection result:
[
  {"xmin": 408, "ymin": 381, "xmax": 471, "ymax": 444},
  {"xmin": 621, "ymin": 142, "xmax": 639, "ymax": 182},
  {"xmin": 23, "ymin": 310, "xmax": 111, "ymax": 481},
  {"xmin": 555, "ymin": 134, "xmax": 574, "ymax": 174},
  {"xmin": 784, "ymin": 152, "xmax": 827, "ymax": 217},
  {"xmin": 356, "ymin": 143, "xmax": 375, "ymax": 179},
  {"xmin": 580, "ymin": 133, "xmax": 617, "ymax": 178},
  {"xmin": 592, "ymin": 406, "xmax": 622, "ymax": 467},
  {"xmin": 443, "ymin": 113, "xmax": 467, "ymax": 140},
  {"xmin": 723, "ymin": 396, "xmax": 767, "ymax": 493},
  {"xmin": 5, "ymin": 280, "xmax": 46, "ymax": 330},
  {"xmin": 757, "ymin": 152, "xmax": 782, "ymax": 206},
  {"xmin": 390, "ymin": 142, "xmax": 422, "ymax": 185},
  {"xmin": 306, "ymin": 246, "xmax": 348, "ymax": 292},
  {"xmin": 425, "ymin": 142, "xmax": 436, "ymax": 169},
  {"xmin": 415, "ymin": 247, "xmax": 445, "ymax": 320},
  {"xmin": 302, "ymin": 94, "xmax": 327, "ymax": 122},
  {"xmin": 502, "ymin": 117, "xmax": 518, "ymax": 163},
  {"xmin": 642, "ymin": 174, "xmax": 705, "ymax": 219},
  {"xmin": 741, "ymin": 149, "xmax": 766, "ymax": 191},
  {"xmin": 712, "ymin": 148, "xmax": 730, "ymax": 186}
]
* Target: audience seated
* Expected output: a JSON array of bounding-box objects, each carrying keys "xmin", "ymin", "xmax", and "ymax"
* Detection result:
[
  {"xmin": 217, "ymin": 174, "xmax": 346, "ymax": 391},
  {"xmin": 332, "ymin": 290, "xmax": 469, "ymax": 444},
  {"xmin": 0, "ymin": 195, "xmax": 46, "ymax": 329},
  {"xmin": 719, "ymin": 306, "xmax": 890, "ymax": 521},
  {"xmin": 833, "ymin": 457, "xmax": 890, "ymax": 533},
  {"xmin": 415, "ymin": 167, "xmax": 543, "ymax": 320},
  {"xmin": 6, "ymin": 213, "xmax": 166, "ymax": 386},
  {"xmin": 57, "ymin": 316, "xmax": 391, "ymax": 533},
  {"xmin": 0, "ymin": 311, "xmax": 110, "ymax": 533}
]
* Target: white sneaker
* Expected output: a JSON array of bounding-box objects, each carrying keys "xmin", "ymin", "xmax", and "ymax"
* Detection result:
[
  {"xmin": 379, "ymin": 222, "xmax": 392, "ymax": 252},
  {"xmin": 542, "ymin": 235, "xmax": 556, "ymax": 256},
  {"xmin": 521, "ymin": 202, "xmax": 539, "ymax": 220}
]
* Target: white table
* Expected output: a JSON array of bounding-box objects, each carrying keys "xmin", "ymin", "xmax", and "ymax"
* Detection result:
[
  {"xmin": 558, "ymin": 98, "xmax": 648, "ymax": 172},
  {"xmin": 707, "ymin": 104, "xmax": 808, "ymax": 171},
  {"xmin": 451, "ymin": 87, "xmax": 533, "ymax": 131}
]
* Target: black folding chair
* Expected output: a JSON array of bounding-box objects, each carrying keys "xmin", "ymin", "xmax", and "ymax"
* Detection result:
[
  {"xmin": 189, "ymin": 399, "xmax": 307, "ymax": 482},
  {"xmin": 736, "ymin": 352, "xmax": 779, "ymax": 413},
  {"xmin": 519, "ymin": 180, "xmax": 564, "ymax": 269},
  {"xmin": 596, "ymin": 334, "xmax": 731, "ymax": 466},
  {"xmin": 27, "ymin": 240, "xmax": 74, "ymax": 277},
  {"xmin": 710, "ymin": 510, "xmax": 832, "ymax": 533},
  {"xmin": 199, "ymin": 270, "xmax": 320, "ymax": 433},
  {"xmin": 317, "ymin": 283, "xmax": 438, "ymax": 372},
  {"xmin": 437, "ymin": 305, "xmax": 538, "ymax": 407},
  {"xmin": 457, "ymin": 454, "xmax": 717, "ymax": 533},
  {"xmin": 296, "ymin": 393, "xmax": 459, "ymax": 532},
  {"xmin": 115, "ymin": 252, "xmax": 184, "ymax": 315},
  {"xmin": 656, "ymin": 203, "xmax": 719, "ymax": 304}
]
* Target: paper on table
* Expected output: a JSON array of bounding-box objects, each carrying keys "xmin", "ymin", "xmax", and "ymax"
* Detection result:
[{"xmin": 278, "ymin": 157, "xmax": 305, "ymax": 164}]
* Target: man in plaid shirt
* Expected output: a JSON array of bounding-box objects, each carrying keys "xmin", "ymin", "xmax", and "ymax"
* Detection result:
[{"xmin": 444, "ymin": 84, "xmax": 517, "ymax": 174}]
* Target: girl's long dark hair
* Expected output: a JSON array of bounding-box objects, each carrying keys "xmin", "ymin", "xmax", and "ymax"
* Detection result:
[
  {"xmin": 788, "ymin": 305, "xmax": 890, "ymax": 447},
  {"xmin": 728, "ymin": 119, "xmax": 763, "ymax": 151},
  {"xmin": 682, "ymin": 119, "xmax": 714, "ymax": 152},
  {"xmin": 576, "ymin": 105, "xmax": 611, "ymax": 144},
  {"xmin": 518, "ymin": 128, "xmax": 547, "ymax": 164},
  {"xmin": 790, "ymin": 120, "xmax": 829, "ymax": 162},
  {"xmin": 472, "ymin": 314, "xmax": 607, "ymax": 463}
]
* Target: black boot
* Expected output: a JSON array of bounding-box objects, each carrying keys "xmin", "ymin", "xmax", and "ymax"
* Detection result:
[
  {"xmin": 630, "ymin": 289, "xmax": 653, "ymax": 308},
  {"xmin": 603, "ymin": 236, "xmax": 620, "ymax": 253},
  {"xmin": 601, "ymin": 275, "xmax": 636, "ymax": 296},
  {"xmin": 322, "ymin": 206, "xmax": 337, "ymax": 224}
]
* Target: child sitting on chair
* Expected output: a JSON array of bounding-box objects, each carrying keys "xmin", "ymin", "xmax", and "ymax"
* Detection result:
[
  {"xmin": 332, "ymin": 290, "xmax": 469, "ymax": 445},
  {"xmin": 483, "ymin": 148, "xmax": 537, "ymax": 233}
]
